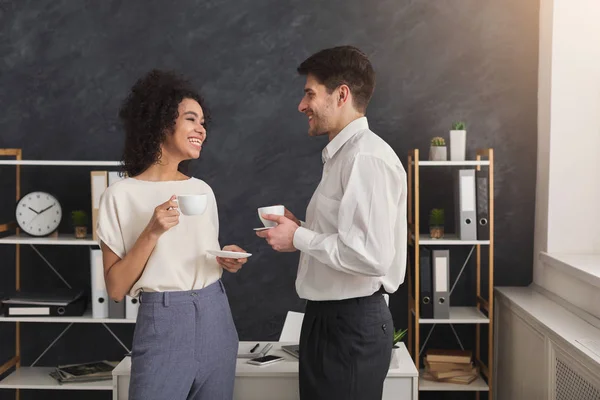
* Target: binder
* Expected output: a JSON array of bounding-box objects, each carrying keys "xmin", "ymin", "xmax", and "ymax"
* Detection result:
[
  {"xmin": 90, "ymin": 248, "xmax": 109, "ymax": 319},
  {"xmin": 476, "ymin": 170, "xmax": 489, "ymax": 240},
  {"xmin": 125, "ymin": 295, "xmax": 139, "ymax": 320},
  {"xmin": 432, "ymin": 250, "xmax": 450, "ymax": 319},
  {"xmin": 108, "ymin": 171, "xmax": 126, "ymax": 186},
  {"xmin": 108, "ymin": 299, "xmax": 125, "ymax": 319},
  {"xmin": 90, "ymin": 171, "xmax": 108, "ymax": 242},
  {"xmin": 419, "ymin": 247, "xmax": 433, "ymax": 318},
  {"xmin": 2, "ymin": 289, "xmax": 86, "ymax": 317},
  {"xmin": 454, "ymin": 169, "xmax": 477, "ymax": 240}
]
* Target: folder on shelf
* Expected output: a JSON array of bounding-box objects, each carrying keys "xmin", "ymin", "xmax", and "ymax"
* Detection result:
[
  {"xmin": 90, "ymin": 247, "xmax": 109, "ymax": 319},
  {"xmin": 432, "ymin": 249, "xmax": 450, "ymax": 319},
  {"xmin": 125, "ymin": 295, "xmax": 139, "ymax": 320},
  {"xmin": 476, "ymin": 170, "xmax": 489, "ymax": 240},
  {"xmin": 1, "ymin": 289, "xmax": 86, "ymax": 317},
  {"xmin": 90, "ymin": 171, "xmax": 108, "ymax": 242},
  {"xmin": 108, "ymin": 298, "xmax": 125, "ymax": 319},
  {"xmin": 454, "ymin": 169, "xmax": 477, "ymax": 240},
  {"xmin": 108, "ymin": 171, "xmax": 126, "ymax": 186},
  {"xmin": 419, "ymin": 247, "xmax": 434, "ymax": 318}
]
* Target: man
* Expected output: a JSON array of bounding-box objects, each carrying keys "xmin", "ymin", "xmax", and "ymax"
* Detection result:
[{"xmin": 257, "ymin": 45, "xmax": 407, "ymax": 400}]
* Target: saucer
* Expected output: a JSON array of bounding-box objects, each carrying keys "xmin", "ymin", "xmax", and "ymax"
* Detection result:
[
  {"xmin": 253, "ymin": 227, "xmax": 274, "ymax": 231},
  {"xmin": 207, "ymin": 250, "xmax": 252, "ymax": 259}
]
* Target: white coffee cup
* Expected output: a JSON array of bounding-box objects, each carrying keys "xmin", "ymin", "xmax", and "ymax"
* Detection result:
[
  {"xmin": 258, "ymin": 205, "xmax": 285, "ymax": 227},
  {"xmin": 176, "ymin": 194, "xmax": 208, "ymax": 215}
]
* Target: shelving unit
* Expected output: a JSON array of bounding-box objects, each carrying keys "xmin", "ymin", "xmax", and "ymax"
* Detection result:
[
  {"xmin": 406, "ymin": 148, "xmax": 494, "ymax": 399},
  {"xmin": 0, "ymin": 148, "xmax": 132, "ymax": 398}
]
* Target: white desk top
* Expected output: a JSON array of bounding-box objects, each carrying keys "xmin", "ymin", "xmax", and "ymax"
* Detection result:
[
  {"xmin": 495, "ymin": 286, "xmax": 600, "ymax": 366},
  {"xmin": 112, "ymin": 341, "xmax": 418, "ymax": 378}
]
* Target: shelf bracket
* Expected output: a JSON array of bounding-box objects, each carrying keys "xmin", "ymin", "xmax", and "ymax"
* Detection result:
[
  {"xmin": 450, "ymin": 324, "xmax": 465, "ymax": 350},
  {"xmin": 419, "ymin": 324, "xmax": 436, "ymax": 357},
  {"xmin": 0, "ymin": 356, "xmax": 20, "ymax": 376},
  {"xmin": 31, "ymin": 324, "xmax": 73, "ymax": 366},
  {"xmin": 450, "ymin": 245, "xmax": 475, "ymax": 296},
  {"xmin": 477, "ymin": 296, "xmax": 489, "ymax": 311},
  {"xmin": 0, "ymin": 221, "xmax": 16, "ymax": 234},
  {"xmin": 419, "ymin": 323, "xmax": 467, "ymax": 356},
  {"xmin": 29, "ymin": 245, "xmax": 72, "ymax": 289},
  {"xmin": 102, "ymin": 324, "xmax": 131, "ymax": 354},
  {"xmin": 27, "ymin": 323, "xmax": 130, "ymax": 367}
]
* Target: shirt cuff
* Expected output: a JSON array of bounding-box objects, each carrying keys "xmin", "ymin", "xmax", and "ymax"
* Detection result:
[{"xmin": 293, "ymin": 226, "xmax": 317, "ymax": 252}]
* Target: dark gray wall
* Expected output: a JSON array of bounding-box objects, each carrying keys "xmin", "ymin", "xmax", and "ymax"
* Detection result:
[{"xmin": 0, "ymin": 0, "xmax": 539, "ymax": 399}]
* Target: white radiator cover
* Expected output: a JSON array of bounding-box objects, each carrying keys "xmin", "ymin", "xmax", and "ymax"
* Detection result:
[
  {"xmin": 495, "ymin": 286, "xmax": 600, "ymax": 400},
  {"xmin": 551, "ymin": 344, "xmax": 600, "ymax": 400}
]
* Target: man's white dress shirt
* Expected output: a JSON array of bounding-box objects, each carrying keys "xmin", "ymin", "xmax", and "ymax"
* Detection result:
[{"xmin": 293, "ymin": 117, "xmax": 408, "ymax": 301}]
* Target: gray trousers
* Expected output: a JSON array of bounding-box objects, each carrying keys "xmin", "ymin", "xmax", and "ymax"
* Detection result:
[{"xmin": 129, "ymin": 280, "xmax": 239, "ymax": 400}]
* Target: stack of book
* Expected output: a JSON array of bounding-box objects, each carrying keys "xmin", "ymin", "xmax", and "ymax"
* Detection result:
[
  {"xmin": 422, "ymin": 349, "xmax": 478, "ymax": 385},
  {"xmin": 48, "ymin": 360, "xmax": 118, "ymax": 384}
]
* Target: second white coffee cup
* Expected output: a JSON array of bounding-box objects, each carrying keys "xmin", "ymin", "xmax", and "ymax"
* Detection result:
[{"xmin": 258, "ymin": 205, "xmax": 285, "ymax": 227}]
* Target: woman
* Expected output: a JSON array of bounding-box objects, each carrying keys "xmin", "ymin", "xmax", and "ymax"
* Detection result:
[{"xmin": 97, "ymin": 69, "xmax": 246, "ymax": 400}]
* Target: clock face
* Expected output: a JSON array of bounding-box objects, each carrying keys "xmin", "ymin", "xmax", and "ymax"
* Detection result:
[{"xmin": 16, "ymin": 192, "xmax": 62, "ymax": 237}]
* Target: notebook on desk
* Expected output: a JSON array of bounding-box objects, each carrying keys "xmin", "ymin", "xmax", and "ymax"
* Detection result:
[{"xmin": 281, "ymin": 345, "xmax": 299, "ymax": 359}]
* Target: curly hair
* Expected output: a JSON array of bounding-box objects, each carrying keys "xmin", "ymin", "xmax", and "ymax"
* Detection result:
[{"xmin": 118, "ymin": 69, "xmax": 211, "ymax": 177}]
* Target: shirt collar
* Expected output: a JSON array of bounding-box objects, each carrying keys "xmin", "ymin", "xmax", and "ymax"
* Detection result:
[{"xmin": 321, "ymin": 117, "xmax": 369, "ymax": 164}]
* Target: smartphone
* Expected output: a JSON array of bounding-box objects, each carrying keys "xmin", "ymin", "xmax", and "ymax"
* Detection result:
[{"xmin": 246, "ymin": 354, "xmax": 284, "ymax": 366}]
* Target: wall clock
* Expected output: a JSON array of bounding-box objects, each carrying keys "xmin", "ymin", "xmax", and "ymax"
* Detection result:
[{"xmin": 15, "ymin": 191, "xmax": 62, "ymax": 237}]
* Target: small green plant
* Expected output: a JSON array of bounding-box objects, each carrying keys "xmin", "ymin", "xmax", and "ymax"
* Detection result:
[
  {"xmin": 393, "ymin": 328, "xmax": 407, "ymax": 345},
  {"xmin": 430, "ymin": 137, "xmax": 446, "ymax": 146},
  {"xmin": 452, "ymin": 121, "xmax": 466, "ymax": 130},
  {"xmin": 71, "ymin": 210, "xmax": 88, "ymax": 227},
  {"xmin": 429, "ymin": 208, "xmax": 445, "ymax": 227}
]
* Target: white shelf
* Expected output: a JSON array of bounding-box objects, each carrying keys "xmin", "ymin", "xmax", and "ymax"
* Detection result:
[
  {"xmin": 413, "ymin": 307, "xmax": 489, "ymax": 324},
  {"xmin": 419, "ymin": 369, "xmax": 489, "ymax": 391},
  {"xmin": 0, "ymin": 309, "xmax": 136, "ymax": 324},
  {"xmin": 412, "ymin": 160, "xmax": 490, "ymax": 167},
  {"xmin": 414, "ymin": 234, "xmax": 490, "ymax": 245},
  {"xmin": 0, "ymin": 234, "xmax": 98, "ymax": 246},
  {"xmin": 0, "ymin": 160, "xmax": 121, "ymax": 166},
  {"xmin": 0, "ymin": 367, "xmax": 112, "ymax": 390}
]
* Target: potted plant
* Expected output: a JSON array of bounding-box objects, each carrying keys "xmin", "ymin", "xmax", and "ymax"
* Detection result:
[
  {"xmin": 450, "ymin": 121, "xmax": 467, "ymax": 161},
  {"xmin": 429, "ymin": 137, "xmax": 447, "ymax": 161},
  {"xmin": 71, "ymin": 210, "xmax": 88, "ymax": 239},
  {"xmin": 393, "ymin": 328, "xmax": 408, "ymax": 348},
  {"xmin": 429, "ymin": 208, "xmax": 445, "ymax": 239}
]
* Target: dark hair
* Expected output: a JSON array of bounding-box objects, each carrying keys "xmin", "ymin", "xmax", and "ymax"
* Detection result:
[
  {"xmin": 297, "ymin": 46, "xmax": 375, "ymax": 113},
  {"xmin": 118, "ymin": 69, "xmax": 210, "ymax": 177}
]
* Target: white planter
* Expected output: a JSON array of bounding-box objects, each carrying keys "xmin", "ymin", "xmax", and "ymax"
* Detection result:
[
  {"xmin": 429, "ymin": 146, "xmax": 447, "ymax": 161},
  {"xmin": 450, "ymin": 130, "xmax": 466, "ymax": 161}
]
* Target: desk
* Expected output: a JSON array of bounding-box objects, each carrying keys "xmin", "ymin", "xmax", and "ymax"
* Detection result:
[{"xmin": 112, "ymin": 341, "xmax": 418, "ymax": 400}]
